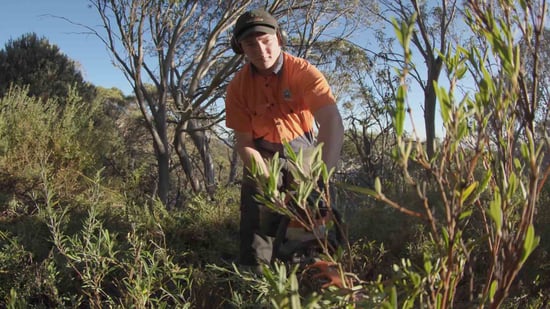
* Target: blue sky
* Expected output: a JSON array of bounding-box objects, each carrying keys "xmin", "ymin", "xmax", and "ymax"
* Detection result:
[{"xmin": 1, "ymin": 0, "xmax": 133, "ymax": 95}]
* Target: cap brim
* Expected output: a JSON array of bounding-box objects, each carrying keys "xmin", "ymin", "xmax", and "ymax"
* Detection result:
[{"xmin": 237, "ymin": 25, "xmax": 276, "ymax": 41}]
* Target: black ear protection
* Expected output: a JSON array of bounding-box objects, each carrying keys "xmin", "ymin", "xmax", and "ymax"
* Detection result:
[
  {"xmin": 230, "ymin": 34, "xmax": 243, "ymax": 54},
  {"xmin": 231, "ymin": 28, "xmax": 288, "ymax": 54}
]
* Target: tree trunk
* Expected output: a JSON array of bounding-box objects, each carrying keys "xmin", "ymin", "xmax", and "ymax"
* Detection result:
[
  {"xmin": 134, "ymin": 85, "xmax": 171, "ymax": 205},
  {"xmin": 156, "ymin": 148, "xmax": 170, "ymax": 205},
  {"xmin": 188, "ymin": 119, "xmax": 216, "ymax": 195},
  {"xmin": 424, "ymin": 57, "xmax": 443, "ymax": 159},
  {"xmin": 424, "ymin": 84, "xmax": 436, "ymax": 159},
  {"xmin": 174, "ymin": 121, "xmax": 201, "ymax": 193}
]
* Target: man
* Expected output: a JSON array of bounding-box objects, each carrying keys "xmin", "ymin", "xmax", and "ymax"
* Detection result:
[{"xmin": 225, "ymin": 9, "xmax": 344, "ymax": 269}]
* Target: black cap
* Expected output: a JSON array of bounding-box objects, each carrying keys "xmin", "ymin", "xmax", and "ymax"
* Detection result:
[{"xmin": 233, "ymin": 9, "xmax": 278, "ymax": 42}]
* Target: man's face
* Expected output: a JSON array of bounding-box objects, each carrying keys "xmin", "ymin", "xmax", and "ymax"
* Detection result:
[{"xmin": 239, "ymin": 32, "xmax": 281, "ymax": 74}]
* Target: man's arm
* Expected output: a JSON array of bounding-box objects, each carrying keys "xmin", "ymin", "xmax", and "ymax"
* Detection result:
[
  {"xmin": 314, "ymin": 104, "xmax": 344, "ymax": 171},
  {"xmin": 234, "ymin": 131, "xmax": 270, "ymax": 177}
]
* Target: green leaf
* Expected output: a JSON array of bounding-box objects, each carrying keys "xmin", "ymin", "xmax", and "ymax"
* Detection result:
[
  {"xmin": 488, "ymin": 194, "xmax": 503, "ymax": 234},
  {"xmin": 458, "ymin": 120, "xmax": 469, "ymax": 139},
  {"xmin": 461, "ymin": 181, "xmax": 478, "ymax": 204},
  {"xmin": 435, "ymin": 83, "xmax": 451, "ymax": 124},
  {"xmin": 520, "ymin": 142, "xmax": 529, "ymax": 159},
  {"xmin": 283, "ymin": 142, "xmax": 297, "ymax": 161},
  {"xmin": 338, "ymin": 182, "xmax": 378, "ymax": 197},
  {"xmin": 391, "ymin": 18, "xmax": 403, "ymax": 47},
  {"xmin": 441, "ymin": 227, "xmax": 450, "ymax": 248},
  {"xmin": 519, "ymin": 0, "xmax": 527, "ymax": 10},
  {"xmin": 390, "ymin": 286, "xmax": 398, "ymax": 308},
  {"xmin": 521, "ymin": 225, "xmax": 540, "ymax": 264},
  {"xmin": 375, "ymin": 177, "xmax": 382, "ymax": 194},
  {"xmin": 479, "ymin": 169, "xmax": 492, "ymax": 193},
  {"xmin": 458, "ymin": 209, "xmax": 473, "ymax": 221},
  {"xmin": 394, "ymin": 85, "xmax": 406, "ymax": 136},
  {"xmin": 489, "ymin": 280, "xmax": 498, "ymax": 302},
  {"xmin": 424, "ymin": 259, "xmax": 432, "ymax": 274},
  {"xmin": 288, "ymin": 272, "xmax": 301, "ymax": 308},
  {"xmin": 456, "ymin": 64, "xmax": 468, "ymax": 79},
  {"xmin": 436, "ymin": 293, "xmax": 443, "ymax": 309}
]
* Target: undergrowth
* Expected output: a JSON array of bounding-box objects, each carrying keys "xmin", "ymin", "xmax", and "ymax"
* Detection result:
[{"xmin": 1, "ymin": 1, "xmax": 550, "ymax": 307}]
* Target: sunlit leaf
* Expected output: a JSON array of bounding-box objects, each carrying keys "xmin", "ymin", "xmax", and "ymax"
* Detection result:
[
  {"xmin": 338, "ymin": 182, "xmax": 378, "ymax": 197},
  {"xmin": 461, "ymin": 181, "xmax": 478, "ymax": 204},
  {"xmin": 375, "ymin": 177, "xmax": 382, "ymax": 194},
  {"xmin": 435, "ymin": 83, "xmax": 451, "ymax": 124},
  {"xmin": 521, "ymin": 225, "xmax": 540, "ymax": 264},
  {"xmin": 459, "ymin": 209, "xmax": 473, "ymax": 221},
  {"xmin": 394, "ymin": 85, "xmax": 406, "ymax": 136},
  {"xmin": 488, "ymin": 194, "xmax": 503, "ymax": 234},
  {"xmin": 479, "ymin": 170, "xmax": 492, "ymax": 193},
  {"xmin": 424, "ymin": 259, "xmax": 432, "ymax": 274},
  {"xmin": 489, "ymin": 280, "xmax": 498, "ymax": 301},
  {"xmin": 441, "ymin": 227, "xmax": 449, "ymax": 248}
]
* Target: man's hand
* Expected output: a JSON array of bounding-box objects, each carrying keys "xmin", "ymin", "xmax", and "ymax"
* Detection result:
[{"xmin": 234, "ymin": 131, "xmax": 270, "ymax": 177}]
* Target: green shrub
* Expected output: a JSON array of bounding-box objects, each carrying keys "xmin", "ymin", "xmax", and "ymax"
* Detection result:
[
  {"xmin": 342, "ymin": 2, "xmax": 549, "ymax": 308},
  {"xmin": 0, "ymin": 86, "xmax": 121, "ymax": 208}
]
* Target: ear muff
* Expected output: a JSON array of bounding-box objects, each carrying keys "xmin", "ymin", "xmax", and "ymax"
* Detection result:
[
  {"xmin": 231, "ymin": 35, "xmax": 243, "ymax": 54},
  {"xmin": 231, "ymin": 28, "xmax": 288, "ymax": 55},
  {"xmin": 278, "ymin": 29, "xmax": 288, "ymax": 47}
]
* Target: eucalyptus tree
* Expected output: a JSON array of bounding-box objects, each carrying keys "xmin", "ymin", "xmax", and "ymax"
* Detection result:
[
  {"xmin": 521, "ymin": 29, "xmax": 550, "ymax": 141},
  {"xmin": 364, "ymin": 0, "xmax": 461, "ymax": 158},
  {"xmin": 341, "ymin": 48, "xmax": 402, "ymax": 189},
  {"xmin": 86, "ymin": 0, "xmax": 368, "ymax": 206},
  {"xmin": 87, "ymin": 0, "xmax": 250, "ymax": 205}
]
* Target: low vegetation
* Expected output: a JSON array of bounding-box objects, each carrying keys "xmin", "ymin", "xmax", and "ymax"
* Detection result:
[
  {"xmin": 0, "ymin": 77, "xmax": 548, "ymax": 308},
  {"xmin": 1, "ymin": 1, "xmax": 549, "ymax": 308}
]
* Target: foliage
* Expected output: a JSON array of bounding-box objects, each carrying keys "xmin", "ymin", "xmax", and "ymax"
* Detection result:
[
  {"xmin": 1, "ymin": 1, "xmax": 550, "ymax": 308},
  {"xmin": 206, "ymin": 261, "xmax": 362, "ymax": 308},
  {"xmin": 0, "ymin": 86, "xmax": 106, "ymax": 205},
  {"xmin": 0, "ymin": 231, "xmax": 48, "ymax": 304},
  {"xmin": 87, "ymin": 0, "xmax": 251, "ymax": 202},
  {"xmin": 1, "ymin": 158, "xmax": 195, "ymax": 307},
  {"xmin": 362, "ymin": 0, "xmax": 461, "ymax": 159},
  {"xmin": 0, "ymin": 84, "xmax": 143, "ymax": 202},
  {"xmin": 0, "ymin": 33, "xmax": 96, "ymax": 103},
  {"xmin": 249, "ymin": 144, "xmax": 348, "ymax": 264},
  {"xmin": 47, "ymin": 204, "xmax": 193, "ymax": 307},
  {"xmin": 163, "ymin": 187, "xmax": 241, "ymax": 264},
  {"xmin": 344, "ymin": 1, "xmax": 549, "ymax": 308}
]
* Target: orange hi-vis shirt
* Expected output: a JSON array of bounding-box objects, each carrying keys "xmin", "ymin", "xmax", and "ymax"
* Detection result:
[{"xmin": 225, "ymin": 52, "xmax": 336, "ymax": 156}]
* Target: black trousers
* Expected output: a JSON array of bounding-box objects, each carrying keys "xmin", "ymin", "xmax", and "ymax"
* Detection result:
[{"xmin": 239, "ymin": 178, "xmax": 285, "ymax": 266}]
